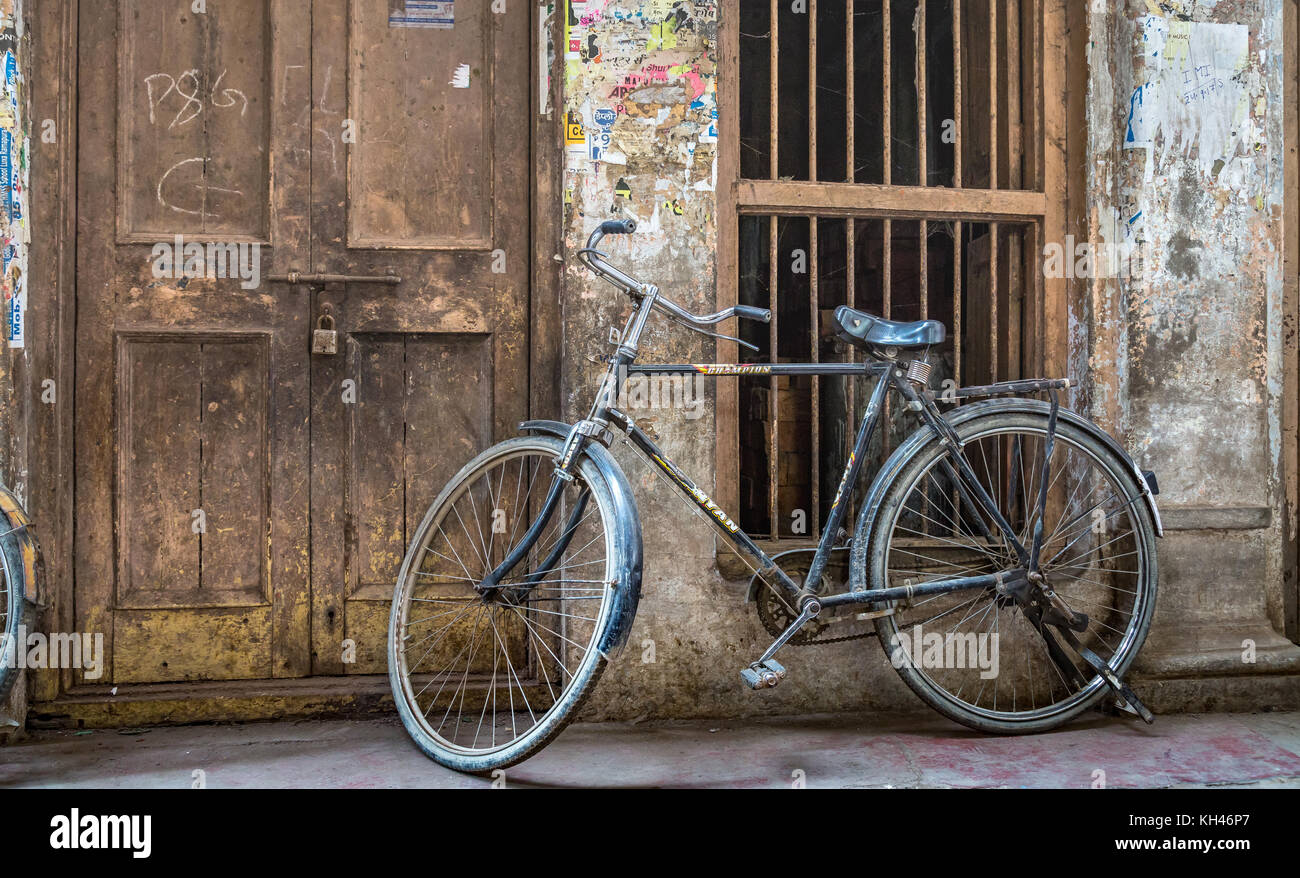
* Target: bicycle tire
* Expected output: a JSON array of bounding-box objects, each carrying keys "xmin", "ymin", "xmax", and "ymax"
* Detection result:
[
  {"xmin": 860, "ymin": 402, "xmax": 1158, "ymax": 734},
  {"xmin": 388, "ymin": 436, "xmax": 627, "ymax": 773},
  {"xmin": 0, "ymin": 535, "xmax": 29, "ymax": 704}
]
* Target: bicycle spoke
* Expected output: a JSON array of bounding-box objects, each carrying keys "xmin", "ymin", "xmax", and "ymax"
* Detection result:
[
  {"xmin": 392, "ymin": 443, "xmax": 614, "ymax": 759},
  {"xmin": 879, "ymin": 417, "xmax": 1153, "ymax": 727}
]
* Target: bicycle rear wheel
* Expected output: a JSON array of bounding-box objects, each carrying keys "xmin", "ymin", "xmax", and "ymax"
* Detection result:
[
  {"xmin": 388, "ymin": 437, "xmax": 624, "ymax": 773},
  {"xmin": 864, "ymin": 404, "xmax": 1158, "ymax": 733}
]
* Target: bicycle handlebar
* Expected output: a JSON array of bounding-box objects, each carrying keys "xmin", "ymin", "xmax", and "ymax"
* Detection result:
[
  {"xmin": 733, "ymin": 306, "xmax": 773, "ymax": 324},
  {"xmin": 578, "ymin": 221, "xmax": 772, "ymax": 328},
  {"xmin": 598, "ymin": 218, "xmax": 638, "ymax": 235},
  {"xmin": 651, "ymin": 295, "xmax": 770, "ymax": 328}
]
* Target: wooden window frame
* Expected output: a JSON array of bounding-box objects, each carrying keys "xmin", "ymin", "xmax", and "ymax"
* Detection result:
[{"xmin": 715, "ymin": 0, "xmax": 1077, "ymax": 553}]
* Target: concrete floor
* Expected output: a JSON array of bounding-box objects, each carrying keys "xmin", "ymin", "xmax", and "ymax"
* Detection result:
[{"xmin": 3, "ymin": 709, "xmax": 1300, "ymax": 788}]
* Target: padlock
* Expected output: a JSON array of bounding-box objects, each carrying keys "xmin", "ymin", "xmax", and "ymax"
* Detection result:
[{"xmin": 312, "ymin": 309, "xmax": 339, "ymax": 355}]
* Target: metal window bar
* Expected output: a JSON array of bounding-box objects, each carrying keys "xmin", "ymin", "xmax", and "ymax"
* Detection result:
[
  {"xmin": 809, "ymin": 0, "xmax": 820, "ymax": 535},
  {"xmin": 769, "ymin": 0, "xmax": 780, "ymax": 539}
]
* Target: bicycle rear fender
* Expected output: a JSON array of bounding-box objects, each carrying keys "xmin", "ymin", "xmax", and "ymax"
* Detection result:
[
  {"xmin": 519, "ymin": 420, "xmax": 644, "ymax": 656},
  {"xmin": 847, "ymin": 398, "xmax": 1163, "ymax": 591}
]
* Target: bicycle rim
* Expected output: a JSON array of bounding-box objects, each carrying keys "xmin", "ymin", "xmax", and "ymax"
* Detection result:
[
  {"xmin": 390, "ymin": 440, "xmax": 616, "ymax": 761},
  {"xmin": 874, "ymin": 415, "xmax": 1156, "ymax": 727}
]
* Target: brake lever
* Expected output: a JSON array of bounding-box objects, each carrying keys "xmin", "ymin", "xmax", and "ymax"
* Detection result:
[{"xmin": 668, "ymin": 316, "xmax": 760, "ymax": 353}]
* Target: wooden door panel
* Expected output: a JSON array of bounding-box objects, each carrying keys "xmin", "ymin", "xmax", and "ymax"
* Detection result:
[
  {"xmin": 118, "ymin": 339, "xmax": 204, "ymax": 603},
  {"xmin": 116, "ymin": 333, "xmax": 269, "ymax": 610},
  {"xmin": 76, "ymin": 0, "xmax": 312, "ymax": 685},
  {"xmin": 347, "ymin": 0, "xmax": 493, "ymax": 248},
  {"xmin": 113, "ymin": 607, "xmax": 274, "ymax": 684},
  {"xmin": 117, "ymin": 0, "xmax": 271, "ymax": 241},
  {"xmin": 339, "ymin": 333, "xmax": 493, "ymax": 673},
  {"xmin": 349, "ymin": 333, "xmax": 492, "ymax": 599}
]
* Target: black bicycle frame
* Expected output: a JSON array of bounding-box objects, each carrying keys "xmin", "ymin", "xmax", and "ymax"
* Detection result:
[
  {"xmin": 478, "ymin": 220, "xmax": 1057, "ymax": 611},
  {"xmin": 616, "ymin": 360, "xmax": 1040, "ymax": 610},
  {"xmin": 482, "ymin": 356, "xmax": 1042, "ymax": 613},
  {"xmin": 621, "ymin": 360, "xmax": 889, "ymax": 602}
]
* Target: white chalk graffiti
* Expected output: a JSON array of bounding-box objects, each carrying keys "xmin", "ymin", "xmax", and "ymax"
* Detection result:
[
  {"xmin": 143, "ymin": 68, "xmax": 249, "ymax": 129},
  {"xmin": 156, "ymin": 156, "xmax": 244, "ymax": 221}
]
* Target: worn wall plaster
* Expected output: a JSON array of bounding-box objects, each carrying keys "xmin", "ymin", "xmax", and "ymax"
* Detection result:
[
  {"xmin": 1087, "ymin": 0, "xmax": 1294, "ymax": 652},
  {"xmin": 558, "ymin": 0, "xmax": 915, "ymax": 719}
]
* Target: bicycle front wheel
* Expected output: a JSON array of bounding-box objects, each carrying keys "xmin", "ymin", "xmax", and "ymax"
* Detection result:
[
  {"xmin": 865, "ymin": 403, "xmax": 1158, "ymax": 734},
  {"xmin": 388, "ymin": 437, "xmax": 625, "ymax": 773}
]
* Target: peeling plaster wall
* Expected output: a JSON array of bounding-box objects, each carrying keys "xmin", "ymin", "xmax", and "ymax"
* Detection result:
[
  {"xmin": 0, "ymin": 0, "xmax": 28, "ymax": 497},
  {"xmin": 1085, "ymin": 0, "xmax": 1298, "ymax": 674},
  {"xmin": 558, "ymin": 0, "xmax": 915, "ymax": 720}
]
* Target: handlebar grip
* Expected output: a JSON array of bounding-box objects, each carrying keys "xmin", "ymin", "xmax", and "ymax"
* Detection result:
[
  {"xmin": 734, "ymin": 306, "xmax": 772, "ymax": 324},
  {"xmin": 598, "ymin": 218, "xmax": 637, "ymax": 235}
]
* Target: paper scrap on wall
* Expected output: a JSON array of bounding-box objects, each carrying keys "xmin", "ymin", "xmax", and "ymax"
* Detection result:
[
  {"xmin": 388, "ymin": 0, "xmax": 454, "ymax": 28},
  {"xmin": 0, "ymin": 2, "xmax": 26, "ymax": 350}
]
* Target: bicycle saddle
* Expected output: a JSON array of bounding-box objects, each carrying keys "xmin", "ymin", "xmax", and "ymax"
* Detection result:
[{"xmin": 833, "ymin": 305, "xmax": 946, "ymax": 350}]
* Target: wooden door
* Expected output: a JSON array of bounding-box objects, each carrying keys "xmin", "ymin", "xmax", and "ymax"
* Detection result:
[
  {"xmin": 76, "ymin": 0, "xmax": 313, "ymax": 684},
  {"xmin": 306, "ymin": 1, "xmax": 530, "ymax": 675},
  {"xmin": 74, "ymin": 0, "xmax": 531, "ymax": 686}
]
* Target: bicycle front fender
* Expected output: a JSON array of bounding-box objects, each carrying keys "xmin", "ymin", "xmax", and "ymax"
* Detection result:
[
  {"xmin": 847, "ymin": 398, "xmax": 1163, "ymax": 591},
  {"xmin": 519, "ymin": 420, "xmax": 644, "ymax": 655}
]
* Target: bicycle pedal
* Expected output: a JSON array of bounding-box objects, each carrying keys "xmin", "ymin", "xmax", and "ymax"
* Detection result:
[{"xmin": 741, "ymin": 659, "xmax": 787, "ymax": 691}]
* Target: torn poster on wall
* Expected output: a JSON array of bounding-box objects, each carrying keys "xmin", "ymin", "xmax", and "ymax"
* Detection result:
[
  {"xmin": 539, "ymin": 3, "xmax": 554, "ymax": 115},
  {"xmin": 588, "ymin": 107, "xmax": 615, "ymax": 161},
  {"xmin": 1124, "ymin": 16, "xmax": 1252, "ymax": 185},
  {"xmin": 559, "ymin": 0, "xmax": 719, "ymax": 231},
  {"xmin": 0, "ymin": 1, "xmax": 26, "ymax": 350},
  {"xmin": 389, "ymin": 0, "xmax": 454, "ymax": 29}
]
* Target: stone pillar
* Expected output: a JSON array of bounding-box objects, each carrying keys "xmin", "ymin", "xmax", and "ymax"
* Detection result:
[{"xmin": 1084, "ymin": 1, "xmax": 1300, "ymax": 710}]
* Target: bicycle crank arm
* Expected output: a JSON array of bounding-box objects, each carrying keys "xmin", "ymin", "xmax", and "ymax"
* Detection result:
[
  {"xmin": 741, "ymin": 598, "xmax": 821, "ymax": 690},
  {"xmin": 758, "ymin": 598, "xmax": 821, "ymax": 664}
]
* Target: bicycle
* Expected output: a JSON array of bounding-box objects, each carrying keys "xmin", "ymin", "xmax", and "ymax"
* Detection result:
[{"xmin": 388, "ymin": 218, "xmax": 1162, "ymax": 774}]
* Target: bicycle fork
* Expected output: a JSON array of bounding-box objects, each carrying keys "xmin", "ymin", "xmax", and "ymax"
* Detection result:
[
  {"xmin": 478, "ymin": 287, "xmax": 658, "ymax": 598},
  {"xmin": 475, "ymin": 426, "xmax": 592, "ymax": 600}
]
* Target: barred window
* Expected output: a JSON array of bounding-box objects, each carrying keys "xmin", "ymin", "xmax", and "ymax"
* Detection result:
[{"xmin": 718, "ymin": 0, "xmax": 1067, "ymax": 543}]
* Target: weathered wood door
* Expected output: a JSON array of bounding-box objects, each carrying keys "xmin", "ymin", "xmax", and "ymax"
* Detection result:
[
  {"xmin": 75, "ymin": 1, "xmax": 530, "ymax": 686},
  {"xmin": 306, "ymin": 2, "xmax": 529, "ymax": 675}
]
